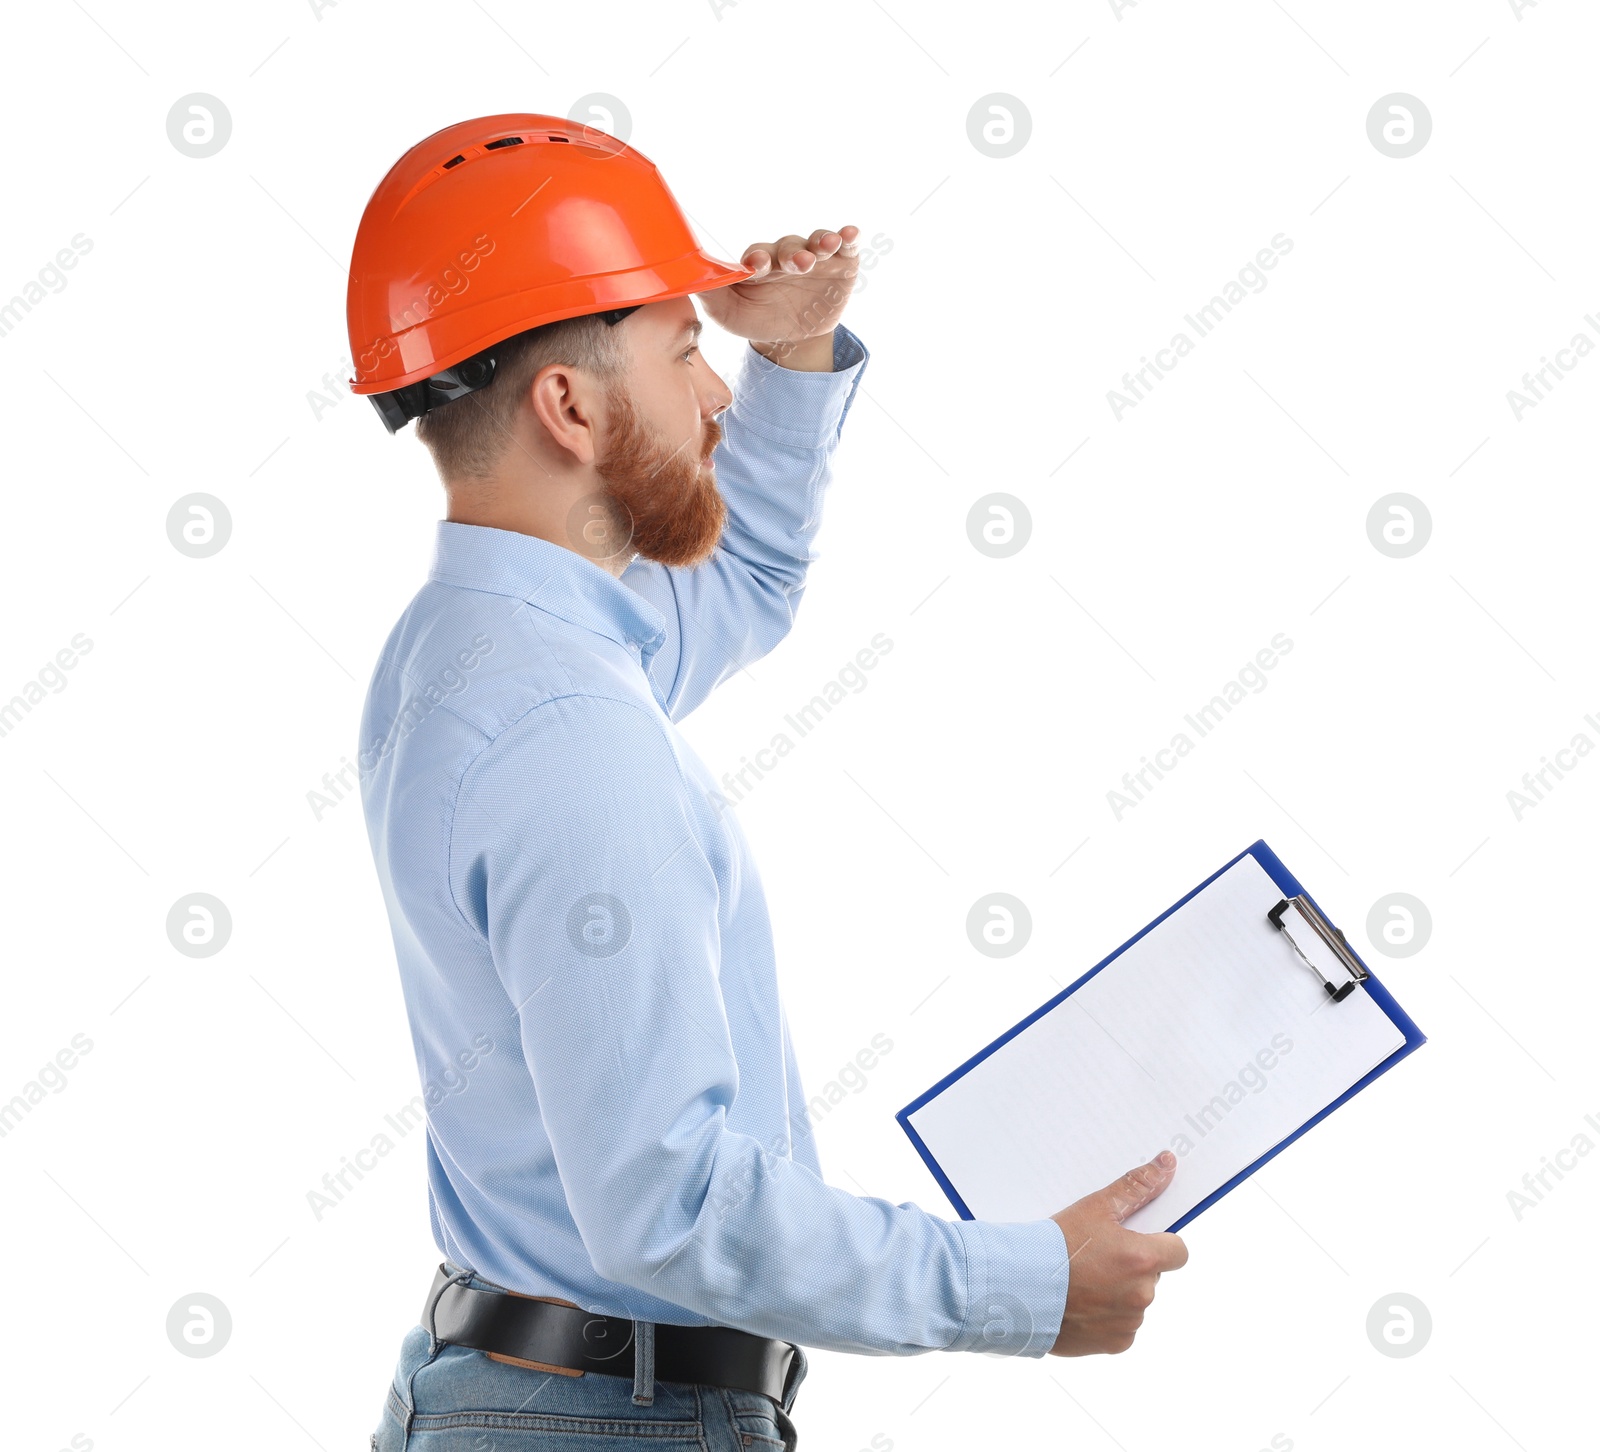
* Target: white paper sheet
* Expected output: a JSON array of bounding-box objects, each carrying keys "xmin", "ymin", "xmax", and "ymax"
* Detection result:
[{"xmin": 904, "ymin": 855, "xmax": 1406, "ymax": 1232}]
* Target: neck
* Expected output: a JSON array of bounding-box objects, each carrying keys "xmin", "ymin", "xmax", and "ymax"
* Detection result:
[{"xmin": 445, "ymin": 466, "xmax": 628, "ymax": 577}]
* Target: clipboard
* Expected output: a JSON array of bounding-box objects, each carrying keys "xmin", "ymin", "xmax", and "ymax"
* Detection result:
[{"xmin": 895, "ymin": 840, "xmax": 1427, "ymax": 1234}]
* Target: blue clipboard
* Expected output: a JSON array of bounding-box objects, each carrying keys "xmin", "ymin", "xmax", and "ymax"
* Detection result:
[{"xmin": 895, "ymin": 839, "xmax": 1427, "ymax": 1232}]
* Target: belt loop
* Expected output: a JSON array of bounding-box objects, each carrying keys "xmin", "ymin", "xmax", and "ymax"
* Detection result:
[
  {"xmin": 631, "ymin": 1320, "xmax": 655, "ymax": 1405},
  {"xmin": 425, "ymin": 1262, "xmax": 476, "ymax": 1357},
  {"xmin": 403, "ymin": 1262, "xmax": 476, "ymax": 1442},
  {"xmin": 779, "ymin": 1343, "xmax": 808, "ymax": 1415}
]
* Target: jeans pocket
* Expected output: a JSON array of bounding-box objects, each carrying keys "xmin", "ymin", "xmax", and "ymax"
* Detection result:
[{"xmin": 722, "ymin": 1387, "xmax": 794, "ymax": 1450}]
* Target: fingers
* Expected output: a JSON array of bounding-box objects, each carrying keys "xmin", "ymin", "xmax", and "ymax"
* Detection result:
[
  {"xmin": 804, "ymin": 227, "xmax": 857, "ymax": 260},
  {"xmin": 1139, "ymin": 1230, "xmax": 1190, "ymax": 1273},
  {"xmin": 1094, "ymin": 1150, "xmax": 1177, "ymax": 1223},
  {"xmin": 737, "ymin": 241, "xmax": 803, "ymax": 278},
  {"xmin": 739, "ymin": 227, "xmax": 861, "ymax": 277},
  {"xmin": 773, "ymin": 235, "xmax": 816, "ymax": 272}
]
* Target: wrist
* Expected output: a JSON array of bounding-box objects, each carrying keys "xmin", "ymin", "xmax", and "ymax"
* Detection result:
[{"xmin": 750, "ymin": 330, "xmax": 836, "ymax": 372}]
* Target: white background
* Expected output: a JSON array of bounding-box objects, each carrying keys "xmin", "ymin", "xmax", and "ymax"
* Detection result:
[{"xmin": 1, "ymin": 2, "xmax": 1595, "ymax": 1449}]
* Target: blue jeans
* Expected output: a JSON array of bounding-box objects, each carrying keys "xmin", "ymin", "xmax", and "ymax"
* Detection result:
[{"xmin": 372, "ymin": 1265, "xmax": 809, "ymax": 1451}]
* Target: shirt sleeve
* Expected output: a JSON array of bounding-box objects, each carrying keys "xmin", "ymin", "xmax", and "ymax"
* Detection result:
[
  {"xmin": 453, "ymin": 689, "xmax": 1069, "ymax": 1358},
  {"xmin": 621, "ymin": 327, "xmax": 869, "ymax": 726}
]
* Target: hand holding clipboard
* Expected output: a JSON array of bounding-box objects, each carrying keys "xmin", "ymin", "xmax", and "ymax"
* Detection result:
[
  {"xmin": 1045, "ymin": 1149, "xmax": 1190, "ymax": 1356},
  {"xmin": 900, "ymin": 841, "xmax": 1427, "ymax": 1354}
]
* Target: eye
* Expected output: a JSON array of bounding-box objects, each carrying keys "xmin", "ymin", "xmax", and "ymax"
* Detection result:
[{"xmin": 681, "ymin": 344, "xmax": 699, "ymax": 362}]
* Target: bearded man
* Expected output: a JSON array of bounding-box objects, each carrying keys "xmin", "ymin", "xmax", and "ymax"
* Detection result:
[{"xmin": 351, "ymin": 114, "xmax": 1185, "ymax": 1452}]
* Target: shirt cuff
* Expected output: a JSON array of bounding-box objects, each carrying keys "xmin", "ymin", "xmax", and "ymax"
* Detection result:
[
  {"xmin": 946, "ymin": 1218, "xmax": 1070, "ymax": 1358},
  {"xmin": 728, "ymin": 324, "xmax": 870, "ymax": 449}
]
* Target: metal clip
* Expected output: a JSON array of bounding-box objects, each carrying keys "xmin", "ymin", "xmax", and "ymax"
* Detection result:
[{"xmin": 1267, "ymin": 895, "xmax": 1369, "ymax": 1003}]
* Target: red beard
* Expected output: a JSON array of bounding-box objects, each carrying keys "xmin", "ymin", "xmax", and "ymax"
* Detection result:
[{"xmin": 590, "ymin": 387, "xmax": 726, "ymax": 569}]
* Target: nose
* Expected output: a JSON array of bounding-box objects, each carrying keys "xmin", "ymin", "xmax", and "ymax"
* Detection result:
[{"xmin": 702, "ymin": 367, "xmax": 733, "ymax": 419}]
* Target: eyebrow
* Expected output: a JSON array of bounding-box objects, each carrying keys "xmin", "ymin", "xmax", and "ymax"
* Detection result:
[{"xmin": 675, "ymin": 319, "xmax": 703, "ymax": 345}]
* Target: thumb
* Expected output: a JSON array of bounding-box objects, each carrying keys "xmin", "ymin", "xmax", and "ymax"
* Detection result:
[{"xmin": 1090, "ymin": 1150, "xmax": 1177, "ymax": 1223}]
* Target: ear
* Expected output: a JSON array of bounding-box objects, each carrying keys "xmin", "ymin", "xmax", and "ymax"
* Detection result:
[{"xmin": 528, "ymin": 362, "xmax": 605, "ymax": 465}]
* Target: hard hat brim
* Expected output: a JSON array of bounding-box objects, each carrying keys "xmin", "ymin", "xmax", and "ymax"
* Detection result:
[{"xmin": 351, "ymin": 247, "xmax": 751, "ymax": 396}]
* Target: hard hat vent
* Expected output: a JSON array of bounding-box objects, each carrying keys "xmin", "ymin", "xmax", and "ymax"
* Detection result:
[{"xmin": 484, "ymin": 137, "xmax": 523, "ymax": 151}]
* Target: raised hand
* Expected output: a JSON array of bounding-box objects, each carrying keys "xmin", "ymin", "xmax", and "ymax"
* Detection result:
[{"xmin": 697, "ymin": 226, "xmax": 860, "ymax": 361}]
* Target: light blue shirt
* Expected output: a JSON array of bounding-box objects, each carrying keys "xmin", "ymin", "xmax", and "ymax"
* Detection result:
[{"xmin": 358, "ymin": 327, "xmax": 1069, "ymax": 1357}]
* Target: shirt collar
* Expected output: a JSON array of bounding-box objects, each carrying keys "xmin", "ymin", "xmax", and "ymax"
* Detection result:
[{"xmin": 427, "ymin": 520, "xmax": 667, "ymax": 654}]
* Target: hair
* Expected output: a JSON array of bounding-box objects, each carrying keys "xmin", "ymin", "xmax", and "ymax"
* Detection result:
[{"xmin": 414, "ymin": 313, "xmax": 628, "ymax": 484}]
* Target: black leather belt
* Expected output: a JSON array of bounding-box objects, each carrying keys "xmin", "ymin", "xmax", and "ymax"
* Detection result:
[{"xmin": 423, "ymin": 1264, "xmax": 798, "ymax": 1405}]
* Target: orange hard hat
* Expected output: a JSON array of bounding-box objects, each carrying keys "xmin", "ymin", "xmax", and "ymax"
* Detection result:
[{"xmin": 346, "ymin": 113, "xmax": 750, "ymax": 431}]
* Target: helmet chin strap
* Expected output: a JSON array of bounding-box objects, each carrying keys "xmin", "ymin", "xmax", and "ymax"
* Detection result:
[{"xmin": 370, "ymin": 305, "xmax": 643, "ymax": 433}]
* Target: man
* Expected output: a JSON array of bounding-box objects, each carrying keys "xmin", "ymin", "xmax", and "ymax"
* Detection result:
[{"xmin": 351, "ymin": 115, "xmax": 1188, "ymax": 1452}]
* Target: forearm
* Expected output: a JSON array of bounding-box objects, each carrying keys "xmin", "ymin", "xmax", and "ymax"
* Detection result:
[
  {"xmin": 573, "ymin": 1118, "xmax": 1070, "ymax": 1358},
  {"xmin": 750, "ymin": 330, "xmax": 837, "ymax": 372},
  {"xmin": 620, "ymin": 328, "xmax": 868, "ymax": 719},
  {"xmin": 711, "ymin": 325, "xmax": 868, "ymax": 592}
]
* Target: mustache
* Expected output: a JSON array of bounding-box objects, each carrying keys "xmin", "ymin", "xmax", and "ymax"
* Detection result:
[{"xmin": 644, "ymin": 416, "xmax": 722, "ymax": 479}]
